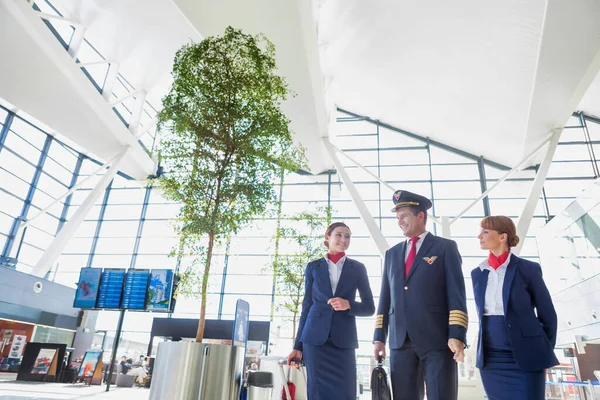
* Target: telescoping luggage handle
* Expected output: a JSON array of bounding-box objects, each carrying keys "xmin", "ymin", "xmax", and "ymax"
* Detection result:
[{"xmin": 279, "ymin": 358, "xmax": 306, "ymax": 400}]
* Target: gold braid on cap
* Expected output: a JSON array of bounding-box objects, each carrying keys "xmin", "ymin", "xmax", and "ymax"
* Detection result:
[{"xmin": 395, "ymin": 201, "xmax": 420, "ymax": 207}]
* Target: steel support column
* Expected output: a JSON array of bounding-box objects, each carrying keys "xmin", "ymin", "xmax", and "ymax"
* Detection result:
[
  {"xmin": 0, "ymin": 113, "xmax": 14, "ymax": 154},
  {"xmin": 56, "ymin": 154, "xmax": 84, "ymax": 233},
  {"xmin": 31, "ymin": 146, "xmax": 131, "ymax": 277},
  {"xmin": 579, "ymin": 112, "xmax": 600, "ymax": 177},
  {"xmin": 514, "ymin": 131, "xmax": 561, "ymax": 255},
  {"xmin": 426, "ymin": 139, "xmax": 438, "ymax": 235},
  {"xmin": 324, "ymin": 139, "xmax": 389, "ymax": 257},
  {"xmin": 478, "ymin": 156, "xmax": 491, "ymax": 216},
  {"xmin": 105, "ymin": 309, "xmax": 126, "ymax": 392},
  {"xmin": 2, "ymin": 135, "xmax": 52, "ymax": 258},
  {"xmin": 86, "ymin": 179, "xmax": 113, "ymax": 268},
  {"xmin": 129, "ymin": 185, "xmax": 152, "ymax": 269}
]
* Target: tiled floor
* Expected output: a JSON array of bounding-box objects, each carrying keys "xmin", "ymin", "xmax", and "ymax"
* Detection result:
[
  {"xmin": 0, "ymin": 374, "xmax": 486, "ymax": 400},
  {"xmin": 0, "ymin": 376, "xmax": 149, "ymax": 400}
]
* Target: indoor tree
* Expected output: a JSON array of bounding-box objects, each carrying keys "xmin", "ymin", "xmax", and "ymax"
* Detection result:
[
  {"xmin": 270, "ymin": 205, "xmax": 331, "ymax": 344},
  {"xmin": 156, "ymin": 26, "xmax": 305, "ymax": 342}
]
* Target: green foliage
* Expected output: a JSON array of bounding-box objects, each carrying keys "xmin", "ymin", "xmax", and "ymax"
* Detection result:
[
  {"xmin": 270, "ymin": 205, "xmax": 331, "ymax": 343},
  {"xmin": 155, "ymin": 26, "xmax": 306, "ymax": 341}
]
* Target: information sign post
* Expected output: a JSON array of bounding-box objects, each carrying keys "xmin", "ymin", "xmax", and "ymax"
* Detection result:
[{"xmin": 105, "ymin": 309, "xmax": 125, "ymax": 392}]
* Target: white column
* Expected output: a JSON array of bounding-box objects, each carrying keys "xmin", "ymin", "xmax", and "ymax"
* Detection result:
[
  {"xmin": 514, "ymin": 131, "xmax": 561, "ymax": 255},
  {"xmin": 323, "ymin": 139, "xmax": 389, "ymax": 257},
  {"xmin": 441, "ymin": 216, "xmax": 451, "ymax": 239},
  {"xmin": 31, "ymin": 147, "xmax": 131, "ymax": 277}
]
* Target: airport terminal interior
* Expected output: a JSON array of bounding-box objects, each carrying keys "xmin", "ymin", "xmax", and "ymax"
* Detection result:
[{"xmin": 1, "ymin": 0, "xmax": 600, "ymax": 399}]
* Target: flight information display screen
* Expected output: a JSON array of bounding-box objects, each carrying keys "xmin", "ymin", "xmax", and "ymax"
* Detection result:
[
  {"xmin": 73, "ymin": 268, "xmax": 102, "ymax": 309},
  {"xmin": 96, "ymin": 268, "xmax": 125, "ymax": 309},
  {"xmin": 121, "ymin": 269, "xmax": 150, "ymax": 310}
]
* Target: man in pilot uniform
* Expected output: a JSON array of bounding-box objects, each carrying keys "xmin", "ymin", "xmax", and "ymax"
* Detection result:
[{"xmin": 373, "ymin": 190, "xmax": 468, "ymax": 400}]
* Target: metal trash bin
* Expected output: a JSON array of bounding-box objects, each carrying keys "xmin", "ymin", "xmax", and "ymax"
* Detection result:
[
  {"xmin": 149, "ymin": 342, "xmax": 244, "ymax": 400},
  {"xmin": 247, "ymin": 371, "xmax": 273, "ymax": 400}
]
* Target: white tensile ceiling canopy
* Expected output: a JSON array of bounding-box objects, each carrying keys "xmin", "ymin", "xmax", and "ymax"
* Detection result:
[
  {"xmin": 314, "ymin": 0, "xmax": 600, "ymax": 169},
  {"xmin": 3, "ymin": 0, "xmax": 600, "ymax": 175},
  {"xmin": 172, "ymin": 0, "xmax": 600, "ymax": 172}
]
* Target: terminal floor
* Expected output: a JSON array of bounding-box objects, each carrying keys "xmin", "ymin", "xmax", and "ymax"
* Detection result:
[
  {"xmin": 0, "ymin": 374, "xmax": 149, "ymax": 400},
  {"xmin": 0, "ymin": 374, "xmax": 488, "ymax": 400}
]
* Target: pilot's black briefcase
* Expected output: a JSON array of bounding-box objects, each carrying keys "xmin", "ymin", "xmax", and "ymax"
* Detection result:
[{"xmin": 371, "ymin": 356, "xmax": 391, "ymax": 400}]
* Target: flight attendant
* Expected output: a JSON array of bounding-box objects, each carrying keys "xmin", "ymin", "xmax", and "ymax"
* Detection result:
[
  {"xmin": 287, "ymin": 222, "xmax": 375, "ymax": 400},
  {"xmin": 472, "ymin": 216, "xmax": 558, "ymax": 400}
]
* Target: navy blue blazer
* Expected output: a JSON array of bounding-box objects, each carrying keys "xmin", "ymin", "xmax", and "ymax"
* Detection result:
[
  {"xmin": 293, "ymin": 257, "xmax": 375, "ymax": 351},
  {"xmin": 471, "ymin": 254, "xmax": 559, "ymax": 371},
  {"xmin": 374, "ymin": 233, "xmax": 468, "ymax": 350}
]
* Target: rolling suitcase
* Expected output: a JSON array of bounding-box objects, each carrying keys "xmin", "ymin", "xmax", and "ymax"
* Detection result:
[{"xmin": 279, "ymin": 359, "xmax": 306, "ymax": 400}]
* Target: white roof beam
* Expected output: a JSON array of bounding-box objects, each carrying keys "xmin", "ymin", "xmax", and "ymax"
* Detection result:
[
  {"xmin": 514, "ymin": 130, "xmax": 561, "ymax": 255},
  {"xmin": 324, "ymin": 139, "xmax": 389, "ymax": 257}
]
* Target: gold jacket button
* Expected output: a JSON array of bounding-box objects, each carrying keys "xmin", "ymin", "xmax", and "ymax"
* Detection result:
[{"xmin": 404, "ymin": 286, "xmax": 408, "ymax": 290}]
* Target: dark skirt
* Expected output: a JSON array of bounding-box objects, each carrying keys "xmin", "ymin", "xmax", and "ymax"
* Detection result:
[
  {"xmin": 302, "ymin": 338, "xmax": 356, "ymax": 400},
  {"xmin": 480, "ymin": 316, "xmax": 545, "ymax": 400}
]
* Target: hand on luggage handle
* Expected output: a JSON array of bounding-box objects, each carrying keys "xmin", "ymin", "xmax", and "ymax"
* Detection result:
[
  {"xmin": 280, "ymin": 358, "xmax": 303, "ymax": 367},
  {"xmin": 289, "ymin": 358, "xmax": 303, "ymax": 369},
  {"xmin": 279, "ymin": 358, "xmax": 305, "ymax": 400}
]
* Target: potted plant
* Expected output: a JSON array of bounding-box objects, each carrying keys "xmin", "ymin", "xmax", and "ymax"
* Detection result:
[{"xmin": 149, "ymin": 27, "xmax": 305, "ymax": 400}]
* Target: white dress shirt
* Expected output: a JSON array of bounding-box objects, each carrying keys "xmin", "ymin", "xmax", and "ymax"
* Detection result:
[
  {"xmin": 479, "ymin": 252, "xmax": 512, "ymax": 316},
  {"xmin": 404, "ymin": 231, "xmax": 429, "ymax": 261},
  {"xmin": 325, "ymin": 254, "xmax": 347, "ymax": 294}
]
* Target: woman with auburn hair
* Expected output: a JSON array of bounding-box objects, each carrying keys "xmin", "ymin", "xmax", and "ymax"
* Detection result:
[
  {"xmin": 472, "ymin": 216, "xmax": 558, "ymax": 400},
  {"xmin": 287, "ymin": 222, "xmax": 375, "ymax": 400}
]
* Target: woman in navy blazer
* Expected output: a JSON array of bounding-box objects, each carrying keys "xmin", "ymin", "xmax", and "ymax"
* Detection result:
[
  {"xmin": 471, "ymin": 216, "xmax": 558, "ymax": 400},
  {"xmin": 287, "ymin": 222, "xmax": 375, "ymax": 400}
]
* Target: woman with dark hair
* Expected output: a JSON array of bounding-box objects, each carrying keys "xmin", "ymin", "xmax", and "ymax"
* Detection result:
[
  {"xmin": 287, "ymin": 222, "xmax": 375, "ymax": 400},
  {"xmin": 472, "ymin": 216, "xmax": 558, "ymax": 400}
]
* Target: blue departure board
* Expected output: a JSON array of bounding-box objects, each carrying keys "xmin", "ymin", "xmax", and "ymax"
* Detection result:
[
  {"xmin": 121, "ymin": 269, "xmax": 150, "ymax": 310},
  {"xmin": 96, "ymin": 268, "xmax": 125, "ymax": 309}
]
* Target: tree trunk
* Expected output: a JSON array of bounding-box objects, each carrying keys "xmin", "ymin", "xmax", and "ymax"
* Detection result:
[
  {"xmin": 270, "ymin": 170, "xmax": 285, "ymax": 321},
  {"xmin": 196, "ymin": 231, "xmax": 215, "ymax": 342}
]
